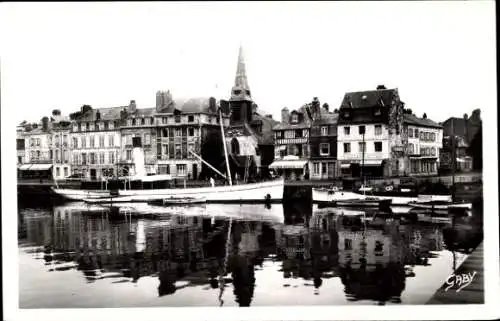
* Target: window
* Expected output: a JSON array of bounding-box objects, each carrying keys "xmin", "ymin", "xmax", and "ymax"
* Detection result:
[
  {"xmin": 95, "ymin": 123, "xmax": 100, "ymax": 131},
  {"xmin": 359, "ymin": 125, "xmax": 366, "ymax": 135},
  {"xmin": 291, "ymin": 114, "xmax": 298, "ymax": 123},
  {"xmin": 56, "ymin": 167, "xmax": 60, "ymax": 177},
  {"xmin": 408, "ymin": 128, "xmax": 413, "ymax": 138},
  {"xmin": 188, "ymin": 127, "xmax": 195, "ymax": 136},
  {"xmin": 358, "ymin": 142, "xmax": 366, "ymax": 152},
  {"xmin": 63, "ymin": 167, "xmax": 68, "ymax": 177},
  {"xmin": 175, "ymin": 144, "xmax": 182, "ymax": 158},
  {"xmin": 176, "ymin": 164, "xmax": 186, "ymax": 176},
  {"xmin": 90, "ymin": 136, "xmax": 95, "ymax": 148},
  {"xmin": 132, "ymin": 118, "xmax": 136, "ymax": 126},
  {"xmin": 343, "ymin": 143, "xmax": 351, "ymax": 153},
  {"xmin": 374, "ymin": 142, "xmax": 383, "ymax": 152},
  {"xmin": 108, "ymin": 135, "xmax": 114, "ymax": 147},
  {"xmin": 431, "ymin": 133, "xmax": 435, "ymax": 141},
  {"xmin": 99, "ymin": 135, "xmax": 105, "ymax": 148},
  {"xmin": 109, "ymin": 151, "xmax": 115, "ymax": 164},
  {"xmin": 408, "ymin": 143, "xmax": 414, "ymax": 154},
  {"xmin": 321, "ymin": 126, "xmax": 328, "ymax": 136},
  {"xmin": 175, "ymin": 128, "xmax": 182, "ymax": 137},
  {"xmin": 36, "ymin": 150, "xmax": 41, "ymax": 159},
  {"xmin": 72, "ymin": 137, "xmax": 78, "ymax": 148},
  {"xmin": 159, "ymin": 165, "xmax": 170, "ymax": 174},
  {"xmin": 415, "ymin": 129, "xmax": 419, "ymax": 137},
  {"xmin": 104, "ymin": 122, "xmax": 109, "ymax": 130},
  {"xmin": 141, "ymin": 118, "xmax": 145, "ymax": 125},
  {"xmin": 431, "ymin": 147, "xmax": 436, "ymax": 156},
  {"xmin": 99, "ymin": 152, "xmax": 105, "ymax": 164},
  {"xmin": 285, "ymin": 130, "xmax": 295, "ymax": 139},
  {"xmin": 188, "ymin": 143, "xmax": 195, "ymax": 156},
  {"xmin": 126, "ymin": 150, "xmax": 132, "ymax": 160},
  {"xmin": 320, "ymin": 143, "xmax": 330, "ymax": 156},
  {"xmin": 162, "ymin": 117, "xmax": 167, "ymax": 124},
  {"xmin": 302, "ymin": 129, "xmax": 309, "ymax": 138},
  {"xmin": 420, "ymin": 132, "xmax": 424, "ymax": 140},
  {"xmin": 144, "ymin": 134, "xmax": 151, "ymax": 145},
  {"xmin": 322, "ymin": 163, "xmax": 327, "ymax": 174},
  {"xmin": 78, "ymin": 123, "xmax": 82, "ymax": 131},
  {"xmin": 81, "ymin": 137, "xmax": 86, "ymax": 148},
  {"xmin": 126, "ymin": 135, "xmax": 132, "ymax": 146},
  {"xmin": 90, "ymin": 153, "xmax": 96, "ymax": 165},
  {"xmin": 313, "ymin": 163, "xmax": 320, "ymax": 175},
  {"xmin": 175, "ymin": 115, "xmax": 181, "ymax": 123},
  {"xmin": 344, "ymin": 126, "xmax": 350, "ymax": 135},
  {"xmin": 374, "ymin": 125, "xmax": 382, "ymax": 136},
  {"xmin": 188, "ymin": 115, "xmax": 194, "ymax": 122}
]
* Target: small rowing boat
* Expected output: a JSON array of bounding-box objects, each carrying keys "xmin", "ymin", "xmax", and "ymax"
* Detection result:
[
  {"xmin": 148, "ymin": 196, "xmax": 207, "ymax": 206},
  {"xmin": 333, "ymin": 197, "xmax": 392, "ymax": 209}
]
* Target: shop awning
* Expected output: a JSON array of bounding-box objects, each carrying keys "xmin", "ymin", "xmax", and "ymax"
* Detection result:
[
  {"xmin": 269, "ymin": 159, "xmax": 308, "ymax": 170},
  {"xmin": 340, "ymin": 164, "xmax": 351, "ymax": 169},
  {"xmin": 28, "ymin": 164, "xmax": 53, "ymax": 171},
  {"xmin": 361, "ymin": 160, "xmax": 383, "ymax": 166},
  {"xmin": 456, "ymin": 157, "xmax": 472, "ymax": 163},
  {"xmin": 18, "ymin": 164, "xmax": 32, "ymax": 170}
]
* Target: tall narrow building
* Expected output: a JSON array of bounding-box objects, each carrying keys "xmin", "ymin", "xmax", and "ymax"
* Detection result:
[{"xmin": 223, "ymin": 46, "xmax": 279, "ymax": 180}]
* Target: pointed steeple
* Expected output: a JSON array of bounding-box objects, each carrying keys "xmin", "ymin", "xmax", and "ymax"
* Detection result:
[{"xmin": 230, "ymin": 45, "xmax": 252, "ymax": 102}]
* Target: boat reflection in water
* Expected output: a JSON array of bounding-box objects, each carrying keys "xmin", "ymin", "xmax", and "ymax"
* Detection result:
[{"xmin": 18, "ymin": 201, "xmax": 482, "ymax": 307}]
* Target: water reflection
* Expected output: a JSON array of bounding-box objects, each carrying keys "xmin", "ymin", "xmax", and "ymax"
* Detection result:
[{"xmin": 18, "ymin": 201, "xmax": 483, "ymax": 307}]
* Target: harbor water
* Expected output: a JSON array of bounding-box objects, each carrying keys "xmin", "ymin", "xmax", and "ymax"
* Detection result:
[{"xmin": 18, "ymin": 200, "xmax": 483, "ymax": 308}]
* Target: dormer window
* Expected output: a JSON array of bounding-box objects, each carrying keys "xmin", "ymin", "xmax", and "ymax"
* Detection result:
[
  {"xmin": 233, "ymin": 89, "xmax": 242, "ymax": 95},
  {"xmin": 374, "ymin": 108, "xmax": 382, "ymax": 116},
  {"xmin": 343, "ymin": 111, "xmax": 351, "ymax": 118},
  {"xmin": 141, "ymin": 118, "xmax": 145, "ymax": 125},
  {"xmin": 291, "ymin": 114, "xmax": 299, "ymax": 123},
  {"xmin": 246, "ymin": 90, "xmax": 251, "ymax": 96},
  {"xmin": 132, "ymin": 118, "xmax": 136, "ymax": 126}
]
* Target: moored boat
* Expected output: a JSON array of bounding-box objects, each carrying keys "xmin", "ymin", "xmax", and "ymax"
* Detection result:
[
  {"xmin": 408, "ymin": 201, "xmax": 472, "ymax": 211},
  {"xmin": 148, "ymin": 196, "xmax": 207, "ymax": 206},
  {"xmin": 334, "ymin": 197, "xmax": 392, "ymax": 209}
]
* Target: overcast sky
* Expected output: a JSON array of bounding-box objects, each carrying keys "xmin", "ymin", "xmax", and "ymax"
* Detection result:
[{"xmin": 1, "ymin": 1, "xmax": 496, "ymax": 124}]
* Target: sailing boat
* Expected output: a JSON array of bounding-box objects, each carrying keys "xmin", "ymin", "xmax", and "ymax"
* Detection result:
[{"xmin": 51, "ymin": 108, "xmax": 285, "ymax": 203}]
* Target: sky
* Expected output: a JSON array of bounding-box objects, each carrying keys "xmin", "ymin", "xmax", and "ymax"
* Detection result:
[{"xmin": 0, "ymin": 1, "xmax": 496, "ymax": 124}]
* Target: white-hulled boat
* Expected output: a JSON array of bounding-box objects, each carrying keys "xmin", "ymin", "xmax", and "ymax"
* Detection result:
[
  {"xmin": 312, "ymin": 186, "xmax": 452, "ymax": 205},
  {"xmin": 54, "ymin": 178, "xmax": 284, "ymax": 203},
  {"xmin": 408, "ymin": 201, "xmax": 472, "ymax": 211}
]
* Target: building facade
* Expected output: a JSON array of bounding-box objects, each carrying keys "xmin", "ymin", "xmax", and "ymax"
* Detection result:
[
  {"xmin": 337, "ymin": 86, "xmax": 406, "ymax": 179},
  {"xmin": 308, "ymin": 100, "xmax": 339, "ymax": 180},
  {"xmin": 270, "ymin": 105, "xmax": 311, "ymax": 180},
  {"xmin": 50, "ymin": 112, "xmax": 72, "ymax": 180},
  {"xmin": 69, "ymin": 105, "xmax": 122, "ymax": 180},
  {"xmin": 404, "ymin": 114, "xmax": 443, "ymax": 176}
]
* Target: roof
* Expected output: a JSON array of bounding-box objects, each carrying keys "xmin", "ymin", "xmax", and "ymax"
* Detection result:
[
  {"xmin": 404, "ymin": 114, "xmax": 442, "ymax": 129},
  {"xmin": 340, "ymin": 88, "xmax": 398, "ymax": 109},
  {"xmin": 75, "ymin": 106, "xmax": 124, "ymax": 122},
  {"xmin": 312, "ymin": 110, "xmax": 339, "ymax": 126}
]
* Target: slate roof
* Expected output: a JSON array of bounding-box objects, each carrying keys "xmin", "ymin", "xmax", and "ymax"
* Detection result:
[
  {"xmin": 404, "ymin": 114, "xmax": 442, "ymax": 129},
  {"xmin": 75, "ymin": 106, "xmax": 124, "ymax": 122},
  {"xmin": 340, "ymin": 88, "xmax": 398, "ymax": 109},
  {"xmin": 312, "ymin": 110, "xmax": 339, "ymax": 126}
]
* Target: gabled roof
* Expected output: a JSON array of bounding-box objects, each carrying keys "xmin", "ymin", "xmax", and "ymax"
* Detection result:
[
  {"xmin": 340, "ymin": 88, "xmax": 398, "ymax": 109},
  {"xmin": 404, "ymin": 114, "xmax": 442, "ymax": 129},
  {"xmin": 312, "ymin": 110, "xmax": 339, "ymax": 126}
]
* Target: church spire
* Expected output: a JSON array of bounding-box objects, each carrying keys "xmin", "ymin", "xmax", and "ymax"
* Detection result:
[{"xmin": 230, "ymin": 45, "xmax": 252, "ymax": 102}]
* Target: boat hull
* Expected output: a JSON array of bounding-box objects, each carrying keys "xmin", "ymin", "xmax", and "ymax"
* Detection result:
[
  {"xmin": 52, "ymin": 179, "xmax": 284, "ymax": 203},
  {"xmin": 408, "ymin": 202, "xmax": 472, "ymax": 210},
  {"xmin": 312, "ymin": 188, "xmax": 452, "ymax": 205}
]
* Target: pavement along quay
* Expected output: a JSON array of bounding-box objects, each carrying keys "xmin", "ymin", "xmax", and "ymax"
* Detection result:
[{"xmin": 427, "ymin": 242, "xmax": 484, "ymax": 304}]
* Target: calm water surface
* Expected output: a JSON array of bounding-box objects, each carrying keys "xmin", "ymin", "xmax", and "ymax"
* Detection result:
[{"xmin": 18, "ymin": 201, "xmax": 483, "ymax": 308}]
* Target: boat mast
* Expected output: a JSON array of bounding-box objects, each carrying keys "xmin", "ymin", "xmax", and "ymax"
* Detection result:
[
  {"xmin": 361, "ymin": 127, "xmax": 366, "ymax": 194},
  {"xmin": 219, "ymin": 107, "xmax": 233, "ymax": 186}
]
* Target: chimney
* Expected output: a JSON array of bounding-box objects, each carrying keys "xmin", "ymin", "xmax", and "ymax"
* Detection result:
[
  {"xmin": 120, "ymin": 107, "xmax": 128, "ymax": 120},
  {"xmin": 281, "ymin": 107, "xmax": 290, "ymax": 124},
  {"xmin": 209, "ymin": 97, "xmax": 217, "ymax": 113},
  {"xmin": 128, "ymin": 100, "xmax": 137, "ymax": 113},
  {"xmin": 423, "ymin": 113, "xmax": 427, "ymax": 119},
  {"xmin": 322, "ymin": 103, "xmax": 329, "ymax": 112},
  {"xmin": 156, "ymin": 91, "xmax": 163, "ymax": 111},
  {"xmin": 96, "ymin": 110, "xmax": 101, "ymax": 121},
  {"xmin": 464, "ymin": 113, "xmax": 469, "ymax": 144},
  {"xmin": 42, "ymin": 117, "xmax": 49, "ymax": 131},
  {"xmin": 376, "ymin": 85, "xmax": 387, "ymax": 90}
]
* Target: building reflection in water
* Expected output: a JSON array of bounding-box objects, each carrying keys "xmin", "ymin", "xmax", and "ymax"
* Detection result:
[{"xmin": 17, "ymin": 202, "xmax": 482, "ymax": 306}]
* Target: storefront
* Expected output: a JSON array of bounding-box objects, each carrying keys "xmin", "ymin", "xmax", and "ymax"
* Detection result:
[
  {"xmin": 17, "ymin": 163, "xmax": 54, "ymax": 181},
  {"xmin": 269, "ymin": 156, "xmax": 308, "ymax": 181},
  {"xmin": 340, "ymin": 160, "xmax": 385, "ymax": 179}
]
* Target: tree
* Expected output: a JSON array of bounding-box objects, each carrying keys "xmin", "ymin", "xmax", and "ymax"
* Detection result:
[{"xmin": 466, "ymin": 124, "xmax": 482, "ymax": 171}]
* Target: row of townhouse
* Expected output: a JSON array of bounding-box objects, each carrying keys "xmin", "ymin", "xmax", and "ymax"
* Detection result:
[
  {"xmin": 17, "ymin": 96, "xmax": 231, "ymax": 181},
  {"xmin": 270, "ymin": 86, "xmax": 444, "ymax": 181}
]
